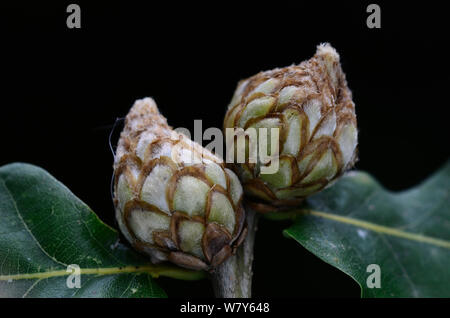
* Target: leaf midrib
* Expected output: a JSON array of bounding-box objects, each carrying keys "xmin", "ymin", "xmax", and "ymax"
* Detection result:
[
  {"xmin": 286, "ymin": 209, "xmax": 450, "ymax": 249},
  {"xmin": 0, "ymin": 264, "xmax": 204, "ymax": 281}
]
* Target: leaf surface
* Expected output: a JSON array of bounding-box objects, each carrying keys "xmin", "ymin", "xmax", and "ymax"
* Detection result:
[
  {"xmin": 0, "ymin": 163, "xmax": 203, "ymax": 298},
  {"xmin": 284, "ymin": 161, "xmax": 450, "ymax": 297}
]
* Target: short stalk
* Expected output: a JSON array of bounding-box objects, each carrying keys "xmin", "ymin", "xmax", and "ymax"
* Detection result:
[{"xmin": 210, "ymin": 206, "xmax": 259, "ymax": 298}]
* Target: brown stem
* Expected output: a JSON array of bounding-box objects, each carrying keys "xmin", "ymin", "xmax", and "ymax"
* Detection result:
[{"xmin": 210, "ymin": 206, "xmax": 259, "ymax": 298}]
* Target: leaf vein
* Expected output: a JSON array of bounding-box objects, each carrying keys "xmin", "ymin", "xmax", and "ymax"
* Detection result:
[{"xmin": 0, "ymin": 178, "xmax": 68, "ymax": 269}]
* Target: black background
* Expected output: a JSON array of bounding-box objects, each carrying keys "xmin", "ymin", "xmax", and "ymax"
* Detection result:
[{"xmin": 1, "ymin": 1, "xmax": 449, "ymax": 297}]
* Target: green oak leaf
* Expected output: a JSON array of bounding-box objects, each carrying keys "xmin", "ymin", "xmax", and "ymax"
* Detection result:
[
  {"xmin": 0, "ymin": 163, "xmax": 204, "ymax": 298},
  {"xmin": 281, "ymin": 161, "xmax": 450, "ymax": 297}
]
